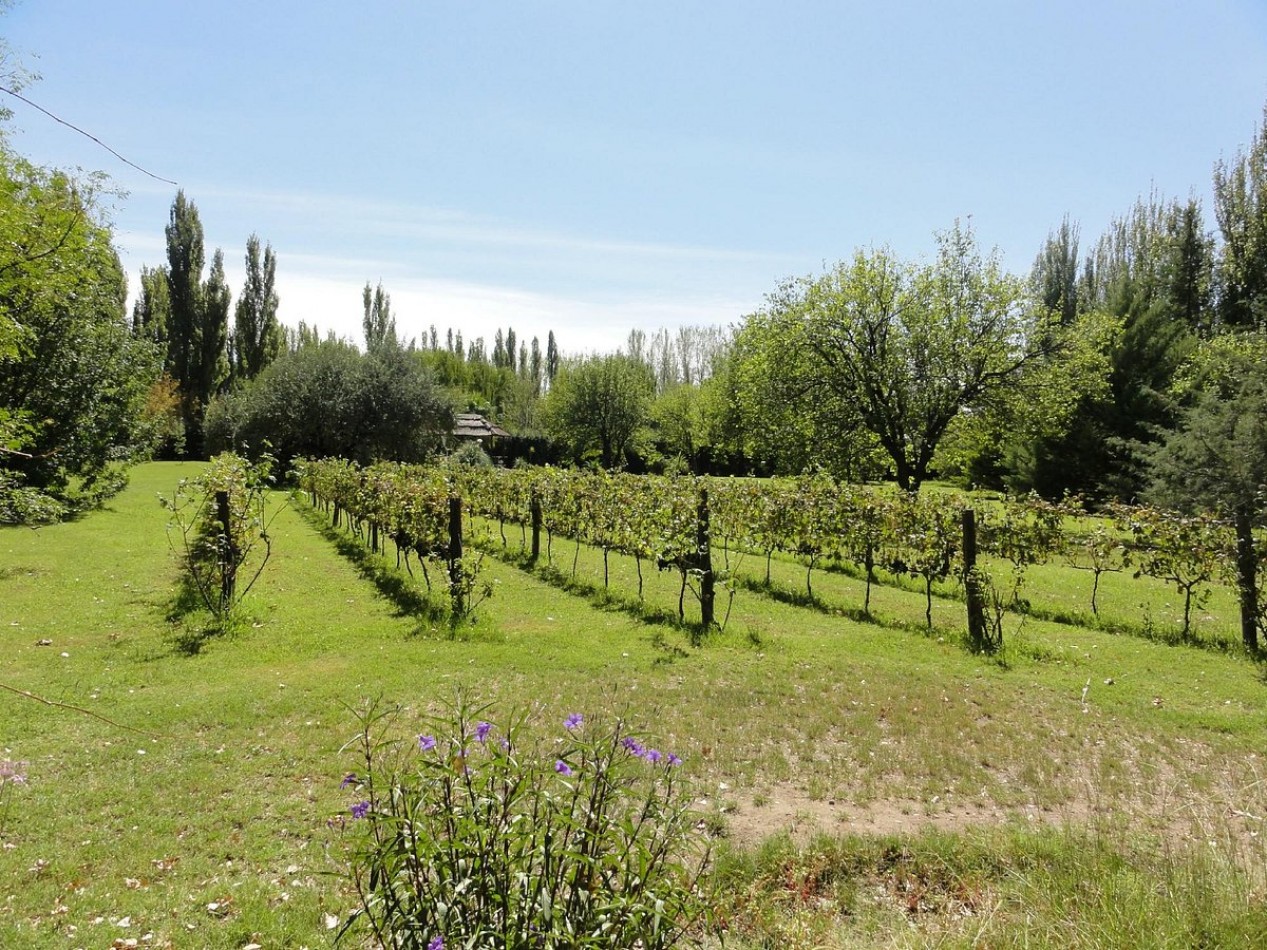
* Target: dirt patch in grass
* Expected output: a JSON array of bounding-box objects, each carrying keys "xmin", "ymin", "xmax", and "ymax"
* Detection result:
[
  {"xmin": 721, "ymin": 784, "xmax": 1092, "ymax": 844},
  {"xmin": 722, "ymin": 760, "xmax": 1267, "ymax": 857}
]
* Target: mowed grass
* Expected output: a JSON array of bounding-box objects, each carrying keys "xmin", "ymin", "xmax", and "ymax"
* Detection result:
[{"xmin": 1, "ymin": 463, "xmax": 1264, "ymax": 948}]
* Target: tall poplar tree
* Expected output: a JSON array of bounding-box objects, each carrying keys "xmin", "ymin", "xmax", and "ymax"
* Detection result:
[
  {"xmin": 231, "ymin": 234, "xmax": 281, "ymax": 380},
  {"xmin": 199, "ymin": 249, "xmax": 231, "ymax": 401},
  {"xmin": 165, "ymin": 190, "xmax": 204, "ymax": 393},
  {"xmin": 163, "ymin": 191, "xmax": 231, "ymax": 454},
  {"xmin": 546, "ymin": 330, "xmax": 560, "ymax": 384},
  {"xmin": 1214, "ymin": 105, "xmax": 1267, "ymax": 331},
  {"xmin": 362, "ymin": 280, "xmax": 396, "ymax": 350},
  {"xmin": 131, "ymin": 264, "xmax": 170, "ymax": 347}
]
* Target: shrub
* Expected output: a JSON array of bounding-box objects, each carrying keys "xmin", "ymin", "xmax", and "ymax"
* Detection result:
[
  {"xmin": 337, "ymin": 698, "xmax": 710, "ymax": 949},
  {"xmin": 445, "ymin": 440, "xmax": 495, "ymax": 470},
  {"xmin": 160, "ymin": 452, "xmax": 278, "ymax": 632}
]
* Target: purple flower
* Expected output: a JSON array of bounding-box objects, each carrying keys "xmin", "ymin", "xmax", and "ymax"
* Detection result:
[
  {"xmin": 350, "ymin": 800, "xmax": 371, "ymax": 819},
  {"xmin": 564, "ymin": 712, "xmax": 583, "ymax": 731},
  {"xmin": 667, "ymin": 753, "xmax": 682, "ymax": 767},
  {"xmin": 474, "ymin": 721, "xmax": 492, "ymax": 743},
  {"xmin": 418, "ymin": 734, "xmax": 436, "ymax": 752},
  {"xmin": 644, "ymin": 748, "xmax": 663, "ymax": 764},
  {"xmin": 621, "ymin": 737, "xmax": 644, "ymax": 756},
  {"xmin": 0, "ymin": 760, "xmax": 27, "ymax": 785},
  {"xmin": 555, "ymin": 760, "xmax": 574, "ymax": 777},
  {"xmin": 427, "ymin": 937, "xmax": 444, "ymax": 950},
  {"xmin": 339, "ymin": 772, "xmax": 358, "ymax": 789}
]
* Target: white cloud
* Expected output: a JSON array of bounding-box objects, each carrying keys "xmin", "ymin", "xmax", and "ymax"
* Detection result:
[{"xmin": 272, "ymin": 271, "xmax": 751, "ymax": 355}]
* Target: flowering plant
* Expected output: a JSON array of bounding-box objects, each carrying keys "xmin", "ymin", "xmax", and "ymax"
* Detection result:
[{"xmin": 336, "ymin": 697, "xmax": 709, "ymax": 949}]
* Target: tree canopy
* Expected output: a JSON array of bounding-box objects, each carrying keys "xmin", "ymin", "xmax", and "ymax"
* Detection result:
[
  {"xmin": 0, "ymin": 143, "xmax": 163, "ymax": 521},
  {"xmin": 204, "ymin": 337, "xmax": 453, "ymax": 467},
  {"xmin": 736, "ymin": 223, "xmax": 1063, "ymax": 491},
  {"xmin": 541, "ymin": 354, "xmax": 653, "ymax": 468}
]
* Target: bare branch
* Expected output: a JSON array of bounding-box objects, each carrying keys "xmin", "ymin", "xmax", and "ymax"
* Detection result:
[{"xmin": 0, "ymin": 681, "xmax": 164, "ymax": 739}]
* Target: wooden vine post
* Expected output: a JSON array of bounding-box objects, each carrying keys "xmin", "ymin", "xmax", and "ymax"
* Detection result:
[
  {"xmin": 530, "ymin": 491, "xmax": 542, "ymax": 564},
  {"xmin": 697, "ymin": 487, "xmax": 715, "ymax": 628},
  {"xmin": 962, "ymin": 508, "xmax": 989, "ymax": 652},
  {"xmin": 448, "ymin": 495, "xmax": 464, "ymax": 616},
  {"xmin": 215, "ymin": 490, "xmax": 239, "ymax": 613},
  {"xmin": 1235, "ymin": 505, "xmax": 1259, "ymax": 653}
]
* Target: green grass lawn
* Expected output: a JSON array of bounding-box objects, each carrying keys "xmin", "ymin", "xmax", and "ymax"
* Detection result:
[{"xmin": 2, "ymin": 463, "xmax": 1265, "ymax": 948}]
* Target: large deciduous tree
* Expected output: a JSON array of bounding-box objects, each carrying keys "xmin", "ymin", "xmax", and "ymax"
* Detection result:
[
  {"xmin": 730, "ymin": 299, "xmax": 884, "ymax": 479},
  {"xmin": 0, "ymin": 144, "xmax": 162, "ymax": 520},
  {"xmin": 746, "ymin": 223, "xmax": 1048, "ymax": 491},
  {"xmin": 204, "ymin": 337, "xmax": 453, "ymax": 466},
  {"xmin": 542, "ymin": 353, "xmax": 653, "ymax": 468},
  {"xmin": 231, "ymin": 234, "xmax": 281, "ymax": 380}
]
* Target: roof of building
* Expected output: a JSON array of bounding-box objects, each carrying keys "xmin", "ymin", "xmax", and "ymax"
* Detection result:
[{"xmin": 453, "ymin": 413, "xmax": 512, "ymax": 439}]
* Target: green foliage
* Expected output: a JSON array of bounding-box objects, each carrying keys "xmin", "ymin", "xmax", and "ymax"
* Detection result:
[
  {"xmin": 446, "ymin": 440, "xmax": 495, "ymax": 470},
  {"xmin": 542, "ymin": 354, "xmax": 654, "ymax": 468},
  {"xmin": 159, "ymin": 452, "xmax": 277, "ymax": 634},
  {"xmin": 362, "ymin": 279, "xmax": 397, "ymax": 351},
  {"xmin": 729, "ymin": 304, "xmax": 884, "ymax": 480},
  {"xmin": 739, "ymin": 222, "xmax": 1047, "ymax": 490},
  {"xmin": 300, "ymin": 457, "xmax": 494, "ymax": 624},
  {"xmin": 1015, "ymin": 194, "xmax": 1211, "ymax": 499},
  {"xmin": 0, "ymin": 142, "xmax": 163, "ymax": 520},
  {"xmin": 130, "ymin": 263, "xmax": 170, "ymax": 346},
  {"xmin": 1149, "ymin": 332, "xmax": 1267, "ymax": 519},
  {"xmin": 230, "ymin": 234, "xmax": 281, "ymax": 381},
  {"xmin": 163, "ymin": 190, "xmax": 231, "ymax": 454},
  {"xmin": 1113, "ymin": 504, "xmax": 1229, "ymax": 641},
  {"xmin": 1146, "ymin": 333, "xmax": 1267, "ymax": 651},
  {"xmin": 338, "ymin": 698, "xmax": 708, "ymax": 949},
  {"xmin": 1214, "ymin": 103, "xmax": 1267, "ymax": 331},
  {"xmin": 205, "ymin": 340, "xmax": 453, "ymax": 467}
]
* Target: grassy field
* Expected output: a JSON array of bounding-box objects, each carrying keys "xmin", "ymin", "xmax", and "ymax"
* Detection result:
[{"xmin": 1, "ymin": 462, "xmax": 1265, "ymax": 948}]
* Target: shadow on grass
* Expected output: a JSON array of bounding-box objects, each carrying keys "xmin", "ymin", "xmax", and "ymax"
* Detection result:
[
  {"xmin": 742, "ymin": 549, "xmax": 1257, "ymax": 661},
  {"xmin": 298, "ymin": 504, "xmax": 454, "ymax": 634},
  {"xmin": 157, "ymin": 576, "xmax": 231, "ymax": 657},
  {"xmin": 488, "ymin": 548, "xmax": 712, "ymax": 653},
  {"xmin": 1021, "ymin": 602, "xmax": 1248, "ymax": 657},
  {"xmin": 733, "ymin": 574, "xmax": 994, "ymax": 658}
]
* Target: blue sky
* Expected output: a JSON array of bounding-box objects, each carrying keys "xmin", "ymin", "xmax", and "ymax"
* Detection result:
[{"xmin": 4, "ymin": 1, "xmax": 1267, "ymax": 353}]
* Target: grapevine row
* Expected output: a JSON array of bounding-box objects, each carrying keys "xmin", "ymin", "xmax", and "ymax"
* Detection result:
[{"xmin": 297, "ymin": 459, "xmax": 1262, "ymax": 650}]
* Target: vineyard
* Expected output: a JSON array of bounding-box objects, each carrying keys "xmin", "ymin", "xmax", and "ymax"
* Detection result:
[
  {"xmin": 4, "ymin": 461, "xmax": 1266, "ymax": 948},
  {"xmin": 298, "ymin": 458, "xmax": 1263, "ymax": 655}
]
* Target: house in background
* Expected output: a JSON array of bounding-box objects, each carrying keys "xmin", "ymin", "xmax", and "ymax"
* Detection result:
[{"xmin": 452, "ymin": 412, "xmax": 511, "ymax": 446}]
